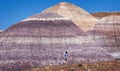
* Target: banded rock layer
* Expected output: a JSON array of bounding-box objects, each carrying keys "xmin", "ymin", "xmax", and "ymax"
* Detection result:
[
  {"xmin": 92, "ymin": 12, "xmax": 120, "ymax": 19},
  {"xmin": 0, "ymin": 13, "xmax": 113, "ymax": 71},
  {"xmin": 42, "ymin": 2, "xmax": 98, "ymax": 32},
  {"xmin": 88, "ymin": 16, "xmax": 120, "ymax": 59},
  {"xmin": 93, "ymin": 16, "xmax": 120, "ymax": 36},
  {"xmin": 2, "ymin": 12, "xmax": 86, "ymax": 37}
]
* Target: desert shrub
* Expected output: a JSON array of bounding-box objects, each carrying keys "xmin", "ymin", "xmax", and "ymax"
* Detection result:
[
  {"xmin": 70, "ymin": 69, "xmax": 74, "ymax": 71},
  {"xmin": 78, "ymin": 64, "xmax": 82, "ymax": 67},
  {"xmin": 36, "ymin": 70, "xmax": 39, "ymax": 71}
]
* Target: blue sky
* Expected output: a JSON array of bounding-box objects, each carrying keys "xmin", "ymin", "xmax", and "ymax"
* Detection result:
[{"xmin": 0, "ymin": 0, "xmax": 120, "ymax": 30}]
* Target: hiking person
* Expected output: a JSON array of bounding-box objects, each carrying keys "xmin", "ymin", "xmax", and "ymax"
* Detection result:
[{"xmin": 64, "ymin": 51, "xmax": 68, "ymax": 61}]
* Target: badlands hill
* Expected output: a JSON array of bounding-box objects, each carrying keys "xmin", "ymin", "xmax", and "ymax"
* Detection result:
[
  {"xmin": 3, "ymin": 12, "xmax": 85, "ymax": 37},
  {"xmin": 42, "ymin": 2, "xmax": 98, "ymax": 32},
  {"xmin": 0, "ymin": 2, "xmax": 119, "ymax": 71},
  {"xmin": 88, "ymin": 15, "xmax": 120, "ymax": 59},
  {"xmin": 0, "ymin": 12, "xmax": 113, "ymax": 71},
  {"xmin": 92, "ymin": 16, "xmax": 120, "ymax": 36},
  {"xmin": 91, "ymin": 12, "xmax": 120, "ymax": 19}
]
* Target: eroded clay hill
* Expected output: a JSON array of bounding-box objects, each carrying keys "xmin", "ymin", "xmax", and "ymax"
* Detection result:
[
  {"xmin": 88, "ymin": 15, "xmax": 120, "ymax": 59},
  {"xmin": 42, "ymin": 2, "xmax": 98, "ymax": 32},
  {"xmin": 2, "ymin": 12, "xmax": 85, "ymax": 37},
  {"xmin": 0, "ymin": 12, "xmax": 113, "ymax": 71}
]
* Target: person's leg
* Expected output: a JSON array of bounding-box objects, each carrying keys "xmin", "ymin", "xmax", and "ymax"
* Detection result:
[{"xmin": 65, "ymin": 58, "xmax": 67, "ymax": 61}]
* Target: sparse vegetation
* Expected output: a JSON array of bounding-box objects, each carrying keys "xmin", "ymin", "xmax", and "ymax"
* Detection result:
[
  {"xmin": 77, "ymin": 64, "xmax": 82, "ymax": 67},
  {"xmin": 70, "ymin": 69, "xmax": 74, "ymax": 71},
  {"xmin": 21, "ymin": 60, "xmax": 120, "ymax": 71}
]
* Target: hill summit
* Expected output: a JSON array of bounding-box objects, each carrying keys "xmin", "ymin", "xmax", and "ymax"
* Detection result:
[{"xmin": 42, "ymin": 2, "xmax": 98, "ymax": 32}]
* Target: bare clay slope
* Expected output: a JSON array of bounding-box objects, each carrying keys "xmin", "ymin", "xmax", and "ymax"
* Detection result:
[
  {"xmin": 42, "ymin": 2, "xmax": 98, "ymax": 32},
  {"xmin": 91, "ymin": 12, "xmax": 120, "ymax": 19},
  {"xmin": 88, "ymin": 16, "xmax": 120, "ymax": 59},
  {"xmin": 0, "ymin": 12, "xmax": 113, "ymax": 71},
  {"xmin": 2, "ymin": 12, "xmax": 86, "ymax": 37}
]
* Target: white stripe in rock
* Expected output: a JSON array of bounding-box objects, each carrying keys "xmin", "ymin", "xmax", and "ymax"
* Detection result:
[{"xmin": 22, "ymin": 17, "xmax": 70, "ymax": 21}]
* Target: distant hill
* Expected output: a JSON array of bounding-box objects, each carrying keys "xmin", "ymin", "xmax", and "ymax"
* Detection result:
[
  {"xmin": 88, "ymin": 15, "xmax": 120, "ymax": 59},
  {"xmin": 91, "ymin": 12, "xmax": 120, "ymax": 19},
  {"xmin": 21, "ymin": 60, "xmax": 120, "ymax": 71}
]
